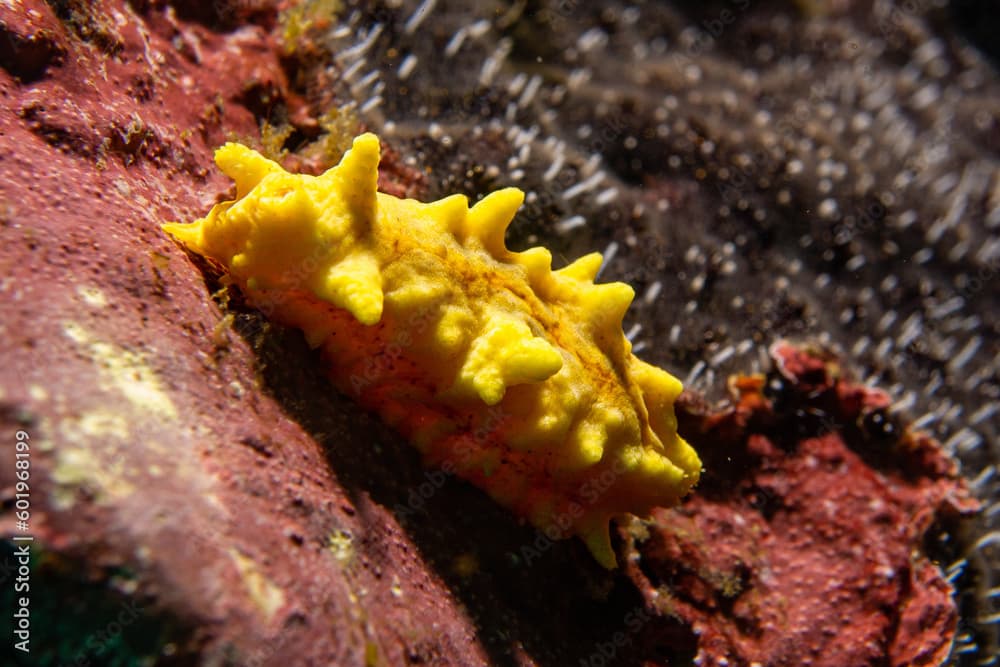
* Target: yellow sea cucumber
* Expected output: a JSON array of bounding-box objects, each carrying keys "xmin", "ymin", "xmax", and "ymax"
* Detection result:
[{"xmin": 164, "ymin": 133, "xmax": 701, "ymax": 567}]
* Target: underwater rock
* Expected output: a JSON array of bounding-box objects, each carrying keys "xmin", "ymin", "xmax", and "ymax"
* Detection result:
[{"xmin": 622, "ymin": 342, "xmax": 978, "ymax": 666}]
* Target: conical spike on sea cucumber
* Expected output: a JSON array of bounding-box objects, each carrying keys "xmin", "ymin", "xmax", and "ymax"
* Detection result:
[
  {"xmin": 323, "ymin": 133, "xmax": 381, "ymax": 233},
  {"xmin": 214, "ymin": 142, "xmax": 285, "ymax": 199},
  {"xmin": 463, "ymin": 187, "xmax": 524, "ymax": 256},
  {"xmin": 555, "ymin": 252, "xmax": 603, "ymax": 282}
]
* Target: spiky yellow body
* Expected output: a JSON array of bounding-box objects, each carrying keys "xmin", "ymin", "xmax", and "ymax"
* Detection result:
[{"xmin": 164, "ymin": 133, "xmax": 701, "ymax": 567}]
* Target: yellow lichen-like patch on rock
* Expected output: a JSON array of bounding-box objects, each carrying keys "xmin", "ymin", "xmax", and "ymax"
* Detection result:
[
  {"xmin": 229, "ymin": 549, "xmax": 286, "ymax": 624},
  {"xmin": 164, "ymin": 133, "xmax": 701, "ymax": 568},
  {"xmin": 62, "ymin": 322, "xmax": 179, "ymax": 420},
  {"xmin": 50, "ymin": 411, "xmax": 136, "ymax": 510}
]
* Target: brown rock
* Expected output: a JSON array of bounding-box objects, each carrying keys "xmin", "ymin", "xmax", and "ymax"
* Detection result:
[{"xmin": 622, "ymin": 342, "xmax": 978, "ymax": 667}]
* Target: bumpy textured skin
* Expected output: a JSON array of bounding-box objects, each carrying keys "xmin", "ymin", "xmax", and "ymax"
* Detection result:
[{"xmin": 163, "ymin": 133, "xmax": 701, "ymax": 567}]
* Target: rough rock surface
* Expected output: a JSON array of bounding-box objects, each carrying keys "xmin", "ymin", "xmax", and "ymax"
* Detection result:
[
  {"xmin": 0, "ymin": 0, "xmax": 993, "ymax": 665},
  {"xmin": 621, "ymin": 343, "xmax": 978, "ymax": 666}
]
